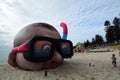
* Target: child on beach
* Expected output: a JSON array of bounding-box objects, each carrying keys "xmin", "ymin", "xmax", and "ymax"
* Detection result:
[{"xmin": 111, "ymin": 54, "xmax": 117, "ymax": 68}]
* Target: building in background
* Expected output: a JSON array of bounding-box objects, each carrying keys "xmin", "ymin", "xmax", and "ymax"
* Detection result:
[{"xmin": 73, "ymin": 42, "xmax": 85, "ymax": 53}]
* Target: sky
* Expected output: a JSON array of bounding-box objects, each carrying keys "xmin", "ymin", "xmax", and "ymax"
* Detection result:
[{"xmin": 0, "ymin": 0, "xmax": 120, "ymax": 50}]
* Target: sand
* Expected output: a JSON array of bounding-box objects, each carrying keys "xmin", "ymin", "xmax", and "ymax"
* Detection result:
[{"xmin": 0, "ymin": 50, "xmax": 120, "ymax": 80}]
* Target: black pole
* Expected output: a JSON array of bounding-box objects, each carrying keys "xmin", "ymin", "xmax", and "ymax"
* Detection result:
[{"xmin": 44, "ymin": 71, "xmax": 47, "ymax": 77}]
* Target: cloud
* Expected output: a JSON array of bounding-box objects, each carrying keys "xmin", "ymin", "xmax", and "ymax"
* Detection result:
[{"xmin": 0, "ymin": 0, "xmax": 120, "ymax": 47}]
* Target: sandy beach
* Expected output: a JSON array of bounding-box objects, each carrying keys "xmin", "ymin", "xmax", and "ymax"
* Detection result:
[{"xmin": 0, "ymin": 50, "xmax": 120, "ymax": 80}]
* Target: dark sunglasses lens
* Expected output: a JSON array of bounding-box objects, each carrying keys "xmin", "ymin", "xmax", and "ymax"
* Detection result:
[
  {"xmin": 60, "ymin": 42, "xmax": 73, "ymax": 58},
  {"xmin": 34, "ymin": 49, "xmax": 51, "ymax": 58},
  {"xmin": 23, "ymin": 49, "xmax": 52, "ymax": 62},
  {"xmin": 61, "ymin": 48, "xmax": 72, "ymax": 57}
]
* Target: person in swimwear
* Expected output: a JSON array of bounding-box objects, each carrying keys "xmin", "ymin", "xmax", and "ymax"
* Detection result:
[{"xmin": 111, "ymin": 54, "xmax": 117, "ymax": 68}]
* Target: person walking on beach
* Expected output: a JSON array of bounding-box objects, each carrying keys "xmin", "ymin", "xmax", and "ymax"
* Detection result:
[{"xmin": 111, "ymin": 54, "xmax": 117, "ymax": 68}]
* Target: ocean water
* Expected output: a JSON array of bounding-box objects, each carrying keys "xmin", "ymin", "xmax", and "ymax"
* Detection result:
[{"xmin": 0, "ymin": 49, "xmax": 10, "ymax": 63}]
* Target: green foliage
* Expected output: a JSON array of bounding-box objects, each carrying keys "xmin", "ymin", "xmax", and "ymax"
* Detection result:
[
  {"xmin": 104, "ymin": 15, "xmax": 120, "ymax": 43},
  {"xmin": 104, "ymin": 20, "xmax": 111, "ymax": 26},
  {"xmin": 84, "ymin": 40, "xmax": 90, "ymax": 48},
  {"xmin": 83, "ymin": 34, "xmax": 104, "ymax": 48},
  {"xmin": 83, "ymin": 14, "xmax": 120, "ymax": 47},
  {"xmin": 108, "ymin": 43, "xmax": 120, "ymax": 50},
  {"xmin": 91, "ymin": 38, "xmax": 95, "ymax": 45},
  {"xmin": 105, "ymin": 26, "xmax": 115, "ymax": 43},
  {"xmin": 95, "ymin": 34, "xmax": 104, "ymax": 44},
  {"xmin": 113, "ymin": 17, "xmax": 120, "ymax": 26}
]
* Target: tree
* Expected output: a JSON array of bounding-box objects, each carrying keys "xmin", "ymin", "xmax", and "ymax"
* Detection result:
[
  {"xmin": 113, "ymin": 17, "xmax": 120, "ymax": 43},
  {"xmin": 104, "ymin": 20, "xmax": 111, "ymax": 27},
  {"xmin": 104, "ymin": 20, "xmax": 111, "ymax": 31},
  {"xmin": 113, "ymin": 17, "xmax": 120, "ymax": 26},
  {"xmin": 91, "ymin": 38, "xmax": 95, "ymax": 45},
  {"xmin": 105, "ymin": 26, "xmax": 115, "ymax": 43},
  {"xmin": 104, "ymin": 15, "xmax": 120, "ymax": 43},
  {"xmin": 95, "ymin": 34, "xmax": 104, "ymax": 44},
  {"xmin": 84, "ymin": 40, "xmax": 90, "ymax": 48}
]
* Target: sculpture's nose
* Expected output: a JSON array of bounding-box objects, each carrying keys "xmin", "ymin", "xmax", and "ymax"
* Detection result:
[{"xmin": 43, "ymin": 51, "xmax": 63, "ymax": 69}]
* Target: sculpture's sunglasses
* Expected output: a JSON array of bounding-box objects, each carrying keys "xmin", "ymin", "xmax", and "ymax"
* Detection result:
[{"xmin": 11, "ymin": 36, "xmax": 73, "ymax": 62}]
